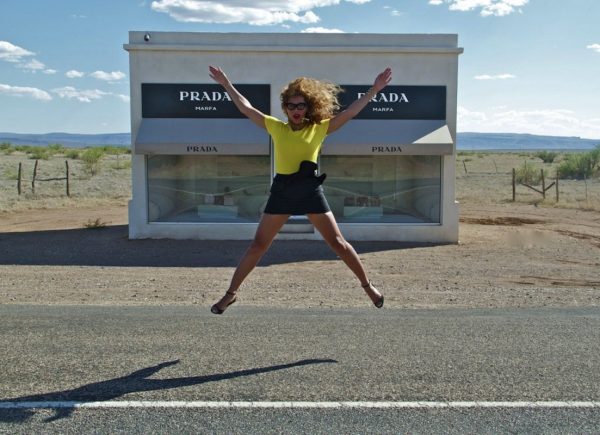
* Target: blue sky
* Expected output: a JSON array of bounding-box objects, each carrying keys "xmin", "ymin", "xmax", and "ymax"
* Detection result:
[{"xmin": 1, "ymin": 0, "xmax": 599, "ymax": 139}]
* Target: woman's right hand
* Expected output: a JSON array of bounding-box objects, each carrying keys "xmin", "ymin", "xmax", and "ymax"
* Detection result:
[{"xmin": 209, "ymin": 65, "xmax": 230, "ymax": 87}]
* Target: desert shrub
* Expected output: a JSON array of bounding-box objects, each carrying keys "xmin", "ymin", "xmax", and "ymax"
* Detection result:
[
  {"xmin": 28, "ymin": 147, "xmax": 51, "ymax": 160},
  {"xmin": 81, "ymin": 148, "xmax": 105, "ymax": 176},
  {"xmin": 83, "ymin": 218, "xmax": 107, "ymax": 229},
  {"xmin": 100, "ymin": 145, "xmax": 130, "ymax": 155},
  {"xmin": 535, "ymin": 151, "xmax": 559, "ymax": 163},
  {"xmin": 1, "ymin": 142, "xmax": 13, "ymax": 154},
  {"xmin": 47, "ymin": 143, "xmax": 65, "ymax": 156},
  {"xmin": 557, "ymin": 146, "xmax": 600, "ymax": 179},
  {"xmin": 15, "ymin": 145, "xmax": 33, "ymax": 153},
  {"xmin": 65, "ymin": 149, "xmax": 81, "ymax": 159},
  {"xmin": 515, "ymin": 161, "xmax": 547, "ymax": 184}
]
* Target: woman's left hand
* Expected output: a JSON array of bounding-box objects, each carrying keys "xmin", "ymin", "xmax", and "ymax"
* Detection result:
[{"xmin": 373, "ymin": 67, "xmax": 392, "ymax": 92}]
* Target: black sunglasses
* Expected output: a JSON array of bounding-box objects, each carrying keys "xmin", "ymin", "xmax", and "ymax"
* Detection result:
[{"xmin": 285, "ymin": 102, "xmax": 308, "ymax": 111}]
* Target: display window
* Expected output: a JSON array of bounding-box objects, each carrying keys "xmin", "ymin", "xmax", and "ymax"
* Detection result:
[
  {"xmin": 320, "ymin": 155, "xmax": 441, "ymax": 223},
  {"xmin": 147, "ymin": 155, "xmax": 271, "ymax": 223}
]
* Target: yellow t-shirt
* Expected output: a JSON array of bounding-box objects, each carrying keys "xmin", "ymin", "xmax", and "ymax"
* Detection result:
[{"xmin": 264, "ymin": 115, "xmax": 330, "ymax": 175}]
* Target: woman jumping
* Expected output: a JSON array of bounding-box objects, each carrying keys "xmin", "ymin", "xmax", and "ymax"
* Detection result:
[{"xmin": 209, "ymin": 65, "xmax": 392, "ymax": 314}]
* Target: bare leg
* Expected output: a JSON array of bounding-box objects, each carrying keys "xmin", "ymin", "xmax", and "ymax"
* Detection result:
[
  {"xmin": 212, "ymin": 213, "xmax": 290, "ymax": 311},
  {"xmin": 307, "ymin": 212, "xmax": 383, "ymax": 305}
]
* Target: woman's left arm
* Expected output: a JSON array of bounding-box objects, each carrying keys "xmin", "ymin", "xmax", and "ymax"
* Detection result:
[{"xmin": 327, "ymin": 67, "xmax": 392, "ymax": 134}]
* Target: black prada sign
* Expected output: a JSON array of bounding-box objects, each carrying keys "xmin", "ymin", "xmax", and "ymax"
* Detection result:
[
  {"xmin": 338, "ymin": 85, "xmax": 446, "ymax": 120},
  {"xmin": 142, "ymin": 84, "xmax": 270, "ymax": 118}
]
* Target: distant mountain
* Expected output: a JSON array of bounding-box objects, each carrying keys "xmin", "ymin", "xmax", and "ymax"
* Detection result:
[
  {"xmin": 457, "ymin": 132, "xmax": 599, "ymax": 151},
  {"xmin": 0, "ymin": 132, "xmax": 131, "ymax": 148},
  {"xmin": 0, "ymin": 131, "xmax": 598, "ymax": 151}
]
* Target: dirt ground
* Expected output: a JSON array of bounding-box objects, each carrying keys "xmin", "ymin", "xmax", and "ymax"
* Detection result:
[{"xmin": 1, "ymin": 202, "xmax": 599, "ymax": 309}]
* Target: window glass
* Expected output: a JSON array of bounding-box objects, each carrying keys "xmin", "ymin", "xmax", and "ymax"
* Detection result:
[
  {"xmin": 320, "ymin": 155, "xmax": 441, "ymax": 223},
  {"xmin": 147, "ymin": 155, "xmax": 271, "ymax": 223}
]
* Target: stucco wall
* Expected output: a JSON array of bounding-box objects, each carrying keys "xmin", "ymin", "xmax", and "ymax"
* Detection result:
[{"xmin": 125, "ymin": 32, "xmax": 462, "ymax": 242}]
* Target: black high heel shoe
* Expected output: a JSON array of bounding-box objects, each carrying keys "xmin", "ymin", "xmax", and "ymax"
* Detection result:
[
  {"xmin": 211, "ymin": 291, "xmax": 237, "ymax": 315},
  {"xmin": 362, "ymin": 282, "xmax": 384, "ymax": 308}
]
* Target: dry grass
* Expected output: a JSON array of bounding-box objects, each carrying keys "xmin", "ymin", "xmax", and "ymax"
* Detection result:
[
  {"xmin": 0, "ymin": 152, "xmax": 131, "ymax": 212},
  {"xmin": 1, "ymin": 150, "xmax": 599, "ymax": 213},
  {"xmin": 456, "ymin": 151, "xmax": 600, "ymax": 211}
]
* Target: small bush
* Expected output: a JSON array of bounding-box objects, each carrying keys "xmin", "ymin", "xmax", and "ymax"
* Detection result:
[
  {"xmin": 28, "ymin": 147, "xmax": 51, "ymax": 160},
  {"xmin": 47, "ymin": 143, "xmax": 65, "ymax": 154},
  {"xmin": 15, "ymin": 145, "xmax": 33, "ymax": 153},
  {"xmin": 515, "ymin": 161, "xmax": 547, "ymax": 184},
  {"xmin": 84, "ymin": 218, "xmax": 107, "ymax": 229},
  {"xmin": 65, "ymin": 149, "xmax": 81, "ymax": 159},
  {"xmin": 535, "ymin": 151, "xmax": 559, "ymax": 163},
  {"xmin": 557, "ymin": 146, "xmax": 600, "ymax": 179},
  {"xmin": 100, "ymin": 145, "xmax": 131, "ymax": 155},
  {"xmin": 1, "ymin": 142, "xmax": 13, "ymax": 155},
  {"xmin": 81, "ymin": 148, "xmax": 105, "ymax": 176}
]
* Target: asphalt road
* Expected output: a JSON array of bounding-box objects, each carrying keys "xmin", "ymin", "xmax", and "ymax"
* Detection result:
[{"xmin": 1, "ymin": 305, "xmax": 599, "ymax": 434}]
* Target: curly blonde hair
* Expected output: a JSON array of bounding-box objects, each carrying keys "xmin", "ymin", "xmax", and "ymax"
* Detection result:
[{"xmin": 280, "ymin": 77, "xmax": 342, "ymax": 124}]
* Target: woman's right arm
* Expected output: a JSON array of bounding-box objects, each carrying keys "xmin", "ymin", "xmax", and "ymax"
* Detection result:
[{"xmin": 209, "ymin": 66, "xmax": 266, "ymax": 129}]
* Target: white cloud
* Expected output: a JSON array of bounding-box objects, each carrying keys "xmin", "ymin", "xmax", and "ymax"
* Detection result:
[
  {"xmin": 17, "ymin": 58, "xmax": 46, "ymax": 72},
  {"xmin": 391, "ymin": 9, "xmax": 402, "ymax": 16},
  {"xmin": 150, "ymin": 0, "xmax": 369, "ymax": 25},
  {"xmin": 0, "ymin": 40, "xmax": 34, "ymax": 63},
  {"xmin": 0, "ymin": 41, "xmax": 57, "ymax": 74},
  {"xmin": 114, "ymin": 94, "xmax": 130, "ymax": 102},
  {"xmin": 0, "ymin": 83, "xmax": 52, "ymax": 101},
  {"xmin": 587, "ymin": 43, "xmax": 600, "ymax": 53},
  {"xmin": 66, "ymin": 70, "xmax": 85, "ymax": 78},
  {"xmin": 475, "ymin": 73, "xmax": 516, "ymax": 80},
  {"xmin": 52, "ymin": 86, "xmax": 108, "ymax": 103},
  {"xmin": 302, "ymin": 27, "xmax": 344, "ymax": 33},
  {"xmin": 458, "ymin": 106, "xmax": 600, "ymax": 139},
  {"xmin": 90, "ymin": 70, "xmax": 126, "ymax": 82},
  {"xmin": 429, "ymin": 0, "xmax": 529, "ymax": 17}
]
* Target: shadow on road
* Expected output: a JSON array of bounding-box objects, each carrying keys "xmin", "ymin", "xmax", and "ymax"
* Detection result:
[
  {"xmin": 0, "ymin": 225, "xmax": 436, "ymax": 267},
  {"xmin": 0, "ymin": 358, "xmax": 337, "ymax": 423}
]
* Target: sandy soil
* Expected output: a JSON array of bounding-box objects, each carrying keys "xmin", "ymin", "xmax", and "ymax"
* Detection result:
[{"xmin": 1, "ymin": 202, "xmax": 599, "ymax": 309}]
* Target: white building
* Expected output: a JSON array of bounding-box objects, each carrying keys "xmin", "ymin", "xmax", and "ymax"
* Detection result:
[{"xmin": 124, "ymin": 32, "xmax": 463, "ymax": 242}]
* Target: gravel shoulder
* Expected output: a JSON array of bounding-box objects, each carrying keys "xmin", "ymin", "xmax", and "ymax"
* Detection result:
[{"xmin": 1, "ymin": 202, "xmax": 599, "ymax": 309}]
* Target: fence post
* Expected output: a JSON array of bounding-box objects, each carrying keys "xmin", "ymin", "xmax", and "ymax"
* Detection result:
[
  {"xmin": 555, "ymin": 174, "xmax": 559, "ymax": 202},
  {"xmin": 32, "ymin": 159, "xmax": 38, "ymax": 194},
  {"xmin": 65, "ymin": 160, "xmax": 70, "ymax": 197},
  {"xmin": 17, "ymin": 162, "xmax": 22, "ymax": 195},
  {"xmin": 463, "ymin": 160, "xmax": 468, "ymax": 175},
  {"xmin": 512, "ymin": 168, "xmax": 516, "ymax": 202},
  {"xmin": 541, "ymin": 169, "xmax": 545, "ymax": 199}
]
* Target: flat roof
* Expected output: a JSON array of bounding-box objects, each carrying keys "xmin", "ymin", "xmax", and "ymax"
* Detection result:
[{"xmin": 124, "ymin": 32, "xmax": 463, "ymax": 54}]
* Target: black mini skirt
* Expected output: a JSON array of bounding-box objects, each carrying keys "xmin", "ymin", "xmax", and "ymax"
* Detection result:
[{"xmin": 263, "ymin": 162, "xmax": 331, "ymax": 215}]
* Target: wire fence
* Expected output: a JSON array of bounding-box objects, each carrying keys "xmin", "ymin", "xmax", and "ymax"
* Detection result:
[{"xmin": 17, "ymin": 160, "xmax": 70, "ymax": 197}]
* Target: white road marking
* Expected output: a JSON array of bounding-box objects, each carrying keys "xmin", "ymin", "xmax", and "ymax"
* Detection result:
[{"xmin": 1, "ymin": 401, "xmax": 599, "ymax": 409}]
